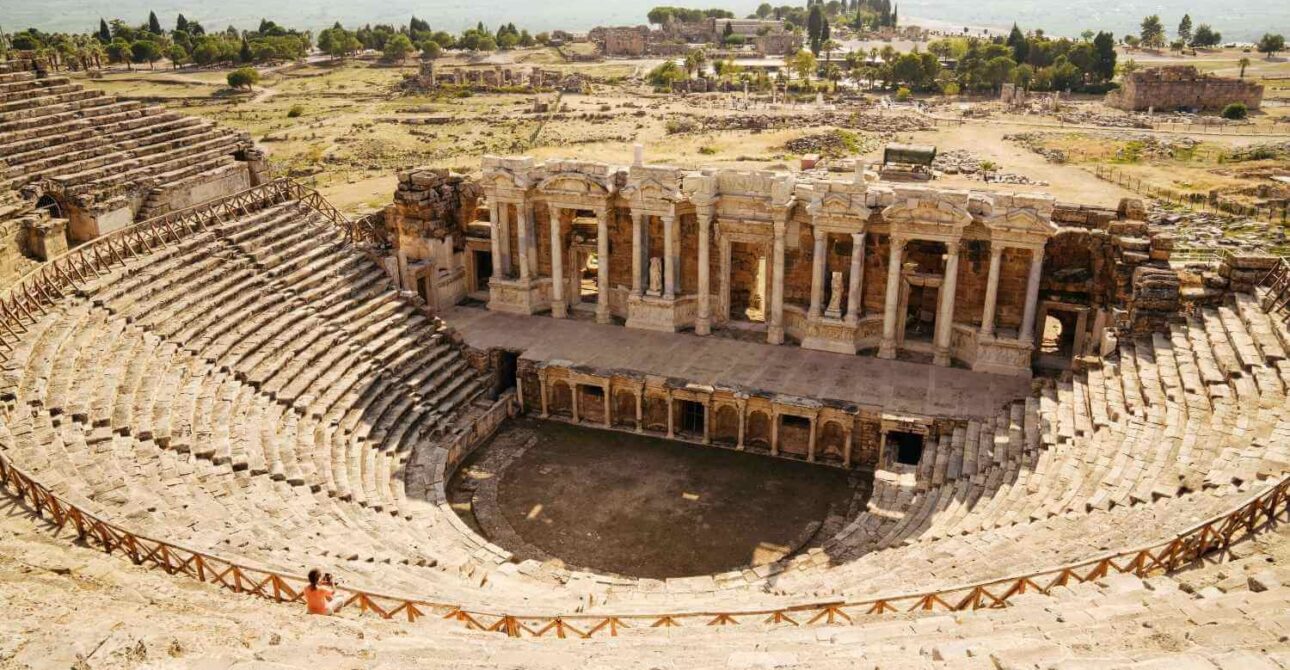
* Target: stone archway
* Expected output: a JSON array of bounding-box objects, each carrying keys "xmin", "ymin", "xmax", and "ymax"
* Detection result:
[
  {"xmin": 613, "ymin": 390, "xmax": 636, "ymax": 428},
  {"xmin": 746, "ymin": 410, "xmax": 771, "ymax": 448},
  {"xmin": 643, "ymin": 394, "xmax": 669, "ymax": 432},
  {"xmin": 549, "ymin": 381, "xmax": 572, "ymax": 417},
  {"xmin": 818, "ymin": 421, "xmax": 846, "ymax": 464},
  {"xmin": 712, "ymin": 405, "xmax": 739, "ymax": 445}
]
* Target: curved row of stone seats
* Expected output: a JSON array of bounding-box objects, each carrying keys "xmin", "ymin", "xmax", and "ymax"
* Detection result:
[
  {"xmin": 7, "ymin": 484, "xmax": 1286, "ymax": 670},
  {"xmin": 848, "ymin": 306, "xmax": 1284, "ymax": 552},
  {"xmin": 0, "ymin": 198, "xmax": 606, "ymax": 611},
  {"xmin": 0, "ymin": 67, "xmax": 249, "ymax": 222}
]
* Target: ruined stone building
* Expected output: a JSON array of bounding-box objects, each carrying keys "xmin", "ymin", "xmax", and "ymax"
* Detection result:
[
  {"xmin": 453, "ymin": 156, "xmax": 1180, "ymax": 379},
  {"xmin": 406, "ymin": 62, "xmax": 586, "ymax": 93},
  {"xmin": 0, "ymin": 55, "xmax": 265, "ymax": 284},
  {"xmin": 0, "ymin": 52, "xmax": 1287, "ymax": 667},
  {"xmin": 1107, "ymin": 65, "xmax": 1265, "ymax": 112}
]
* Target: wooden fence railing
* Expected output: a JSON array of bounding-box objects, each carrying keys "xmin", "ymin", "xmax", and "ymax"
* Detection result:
[
  {"xmin": 0, "ymin": 441, "xmax": 1284, "ymax": 636},
  {"xmin": 0, "ymin": 178, "xmax": 373, "ymax": 362},
  {"xmin": 0, "ymin": 179, "xmax": 1286, "ymax": 638},
  {"xmin": 1092, "ymin": 164, "xmax": 1290, "ymax": 224}
]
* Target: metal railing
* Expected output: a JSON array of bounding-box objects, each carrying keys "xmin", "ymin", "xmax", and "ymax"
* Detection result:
[{"xmin": 0, "ymin": 179, "xmax": 1286, "ymax": 638}]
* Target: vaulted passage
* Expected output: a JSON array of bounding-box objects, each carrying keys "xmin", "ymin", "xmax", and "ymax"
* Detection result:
[{"xmin": 448, "ymin": 418, "xmax": 866, "ymax": 579}]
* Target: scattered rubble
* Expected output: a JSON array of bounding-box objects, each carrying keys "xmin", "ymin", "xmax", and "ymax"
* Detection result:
[{"xmin": 783, "ymin": 130, "xmax": 877, "ymax": 158}]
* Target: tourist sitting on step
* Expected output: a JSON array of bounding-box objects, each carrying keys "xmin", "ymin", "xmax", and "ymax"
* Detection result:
[{"xmin": 303, "ymin": 568, "xmax": 344, "ymax": 615}]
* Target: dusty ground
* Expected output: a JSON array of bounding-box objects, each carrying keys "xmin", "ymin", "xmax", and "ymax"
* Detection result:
[
  {"xmin": 449, "ymin": 418, "xmax": 859, "ymax": 579},
  {"xmin": 71, "ymin": 47, "xmax": 1289, "ymax": 219}
]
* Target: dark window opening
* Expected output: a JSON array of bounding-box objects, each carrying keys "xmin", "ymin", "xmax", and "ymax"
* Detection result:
[
  {"xmin": 37, "ymin": 194, "xmax": 62, "ymax": 219},
  {"xmin": 889, "ymin": 431, "xmax": 925, "ymax": 466},
  {"xmin": 497, "ymin": 351, "xmax": 518, "ymax": 393},
  {"xmin": 679, "ymin": 400, "xmax": 705, "ymax": 435},
  {"xmin": 583, "ymin": 385, "xmax": 605, "ymax": 400},
  {"xmin": 781, "ymin": 415, "xmax": 810, "ymax": 430},
  {"xmin": 475, "ymin": 250, "xmax": 493, "ymax": 289}
]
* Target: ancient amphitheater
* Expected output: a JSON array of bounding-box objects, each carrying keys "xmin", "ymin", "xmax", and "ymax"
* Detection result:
[{"xmin": 1, "ymin": 55, "xmax": 1288, "ymax": 668}]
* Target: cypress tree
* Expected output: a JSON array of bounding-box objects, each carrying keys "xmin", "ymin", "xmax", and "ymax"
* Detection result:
[
  {"xmin": 98, "ymin": 18, "xmax": 112, "ymax": 43},
  {"xmin": 177, "ymin": 14, "xmax": 189, "ymax": 33},
  {"xmin": 240, "ymin": 36, "xmax": 253, "ymax": 63},
  {"xmin": 148, "ymin": 11, "xmax": 163, "ymax": 35}
]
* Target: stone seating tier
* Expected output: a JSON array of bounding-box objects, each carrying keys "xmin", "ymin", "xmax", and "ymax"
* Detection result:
[
  {"xmin": 0, "ymin": 191, "xmax": 1286, "ymax": 618},
  {"xmin": 0, "ymin": 69, "xmax": 250, "ymax": 225}
]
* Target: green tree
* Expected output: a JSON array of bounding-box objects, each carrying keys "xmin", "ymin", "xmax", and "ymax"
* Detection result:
[
  {"xmin": 982, "ymin": 55, "xmax": 1016, "ymax": 91},
  {"xmin": 1006, "ymin": 23, "xmax": 1028, "ymax": 63},
  {"xmin": 1257, "ymin": 33, "xmax": 1285, "ymax": 59},
  {"xmin": 98, "ymin": 19, "xmax": 112, "ymax": 44},
  {"xmin": 176, "ymin": 14, "xmax": 189, "ymax": 33},
  {"xmin": 1238, "ymin": 57, "xmax": 1250, "ymax": 78},
  {"xmin": 1091, "ymin": 31, "xmax": 1117, "ymax": 82},
  {"xmin": 646, "ymin": 60, "xmax": 685, "ymax": 87},
  {"xmin": 684, "ymin": 48, "xmax": 707, "ymax": 78},
  {"xmin": 1139, "ymin": 15, "xmax": 1165, "ymax": 49},
  {"xmin": 420, "ymin": 40, "xmax": 442, "ymax": 60},
  {"xmin": 789, "ymin": 49, "xmax": 817, "ymax": 81},
  {"xmin": 756, "ymin": 3, "xmax": 773, "ymax": 18},
  {"xmin": 107, "ymin": 38, "xmax": 132, "ymax": 69},
  {"xmin": 1191, "ymin": 24, "xmax": 1221, "ymax": 47},
  {"xmin": 383, "ymin": 33, "xmax": 413, "ymax": 62},
  {"xmin": 820, "ymin": 39, "xmax": 841, "ymax": 63},
  {"xmin": 227, "ymin": 66, "xmax": 260, "ymax": 90},
  {"xmin": 239, "ymin": 36, "xmax": 252, "ymax": 63},
  {"xmin": 148, "ymin": 11, "xmax": 163, "ymax": 35},
  {"xmin": 168, "ymin": 44, "xmax": 187, "ymax": 69},
  {"xmin": 1177, "ymin": 14, "xmax": 1192, "ymax": 44},
  {"xmin": 806, "ymin": 4, "xmax": 824, "ymax": 55},
  {"xmin": 131, "ymin": 39, "xmax": 161, "ymax": 69}
]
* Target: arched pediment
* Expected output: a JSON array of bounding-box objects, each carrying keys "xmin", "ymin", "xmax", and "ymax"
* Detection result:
[
  {"xmin": 484, "ymin": 169, "xmax": 530, "ymax": 190},
  {"xmin": 537, "ymin": 173, "xmax": 611, "ymax": 197},
  {"xmin": 621, "ymin": 177, "xmax": 684, "ymax": 203},
  {"xmin": 985, "ymin": 208, "xmax": 1058, "ymax": 239},
  {"xmin": 882, "ymin": 198, "xmax": 972, "ymax": 227},
  {"xmin": 806, "ymin": 191, "xmax": 871, "ymax": 220}
]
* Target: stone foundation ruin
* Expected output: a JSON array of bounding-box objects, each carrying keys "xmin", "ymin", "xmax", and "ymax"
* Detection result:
[{"xmin": 1107, "ymin": 65, "xmax": 1264, "ymax": 112}]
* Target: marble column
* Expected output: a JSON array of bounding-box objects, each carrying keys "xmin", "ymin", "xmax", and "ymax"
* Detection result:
[
  {"xmin": 497, "ymin": 203, "xmax": 512, "ymax": 279},
  {"xmin": 666, "ymin": 393, "xmax": 675, "ymax": 438},
  {"xmin": 696, "ymin": 211, "xmax": 713, "ymax": 335},
  {"xmin": 979, "ymin": 244, "xmax": 1004, "ymax": 338},
  {"xmin": 808, "ymin": 229, "xmax": 827, "ymax": 319},
  {"xmin": 702, "ymin": 402, "xmax": 711, "ymax": 444},
  {"xmin": 634, "ymin": 390, "xmax": 643, "ymax": 433},
  {"xmin": 489, "ymin": 201, "xmax": 502, "ymax": 281},
  {"xmin": 846, "ymin": 232, "xmax": 865, "ymax": 325},
  {"xmin": 595, "ymin": 208, "xmax": 611, "ymax": 324},
  {"xmin": 662, "ymin": 215, "xmax": 676, "ymax": 299},
  {"xmin": 736, "ymin": 405, "xmax": 746, "ymax": 449},
  {"xmin": 538, "ymin": 375, "xmax": 549, "ymax": 418},
  {"xmin": 842, "ymin": 423, "xmax": 853, "ymax": 468},
  {"xmin": 548, "ymin": 204, "xmax": 567, "ymax": 318},
  {"xmin": 807, "ymin": 415, "xmax": 817, "ymax": 462},
  {"xmin": 933, "ymin": 243, "xmax": 961, "ymax": 367},
  {"xmin": 602, "ymin": 384, "xmax": 611, "ymax": 427},
  {"xmin": 768, "ymin": 222, "xmax": 786, "ymax": 345},
  {"xmin": 571, "ymin": 385, "xmax": 580, "ymax": 424},
  {"xmin": 770, "ymin": 411, "xmax": 780, "ymax": 455},
  {"xmin": 515, "ymin": 203, "xmax": 531, "ymax": 280},
  {"xmin": 1020, "ymin": 248, "xmax": 1045, "ymax": 343},
  {"xmin": 878, "ymin": 236, "xmax": 905, "ymax": 359},
  {"xmin": 630, "ymin": 212, "xmax": 644, "ymax": 296}
]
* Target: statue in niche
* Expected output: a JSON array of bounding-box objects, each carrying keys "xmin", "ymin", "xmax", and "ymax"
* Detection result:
[
  {"xmin": 825, "ymin": 271, "xmax": 844, "ymax": 319},
  {"xmin": 647, "ymin": 257, "xmax": 663, "ymax": 296}
]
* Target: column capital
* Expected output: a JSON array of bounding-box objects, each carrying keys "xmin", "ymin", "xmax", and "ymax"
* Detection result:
[
  {"xmin": 814, "ymin": 228, "xmax": 826, "ymax": 242},
  {"xmin": 851, "ymin": 231, "xmax": 866, "ymax": 243},
  {"xmin": 989, "ymin": 242, "xmax": 1005, "ymax": 259},
  {"xmin": 889, "ymin": 234, "xmax": 907, "ymax": 250}
]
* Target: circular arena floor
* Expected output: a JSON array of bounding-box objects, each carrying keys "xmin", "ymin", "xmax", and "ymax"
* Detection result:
[{"xmin": 449, "ymin": 419, "xmax": 864, "ymax": 579}]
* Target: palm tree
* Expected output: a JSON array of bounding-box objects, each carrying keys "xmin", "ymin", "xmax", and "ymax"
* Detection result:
[
  {"xmin": 1238, "ymin": 57, "xmax": 1250, "ymax": 79},
  {"xmin": 821, "ymin": 39, "xmax": 841, "ymax": 64},
  {"xmin": 824, "ymin": 62, "xmax": 841, "ymax": 92}
]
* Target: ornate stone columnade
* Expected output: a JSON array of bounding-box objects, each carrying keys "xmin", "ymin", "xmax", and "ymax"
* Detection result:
[{"xmin": 481, "ymin": 156, "xmax": 1057, "ymax": 377}]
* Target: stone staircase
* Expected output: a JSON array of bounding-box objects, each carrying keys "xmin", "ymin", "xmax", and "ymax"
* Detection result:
[{"xmin": 0, "ymin": 63, "xmax": 251, "ymax": 225}]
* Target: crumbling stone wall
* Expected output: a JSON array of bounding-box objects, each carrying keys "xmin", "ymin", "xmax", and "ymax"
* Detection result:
[{"xmin": 1107, "ymin": 66, "xmax": 1264, "ymax": 111}]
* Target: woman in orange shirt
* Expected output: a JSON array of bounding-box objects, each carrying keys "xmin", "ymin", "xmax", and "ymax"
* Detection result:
[{"xmin": 304, "ymin": 568, "xmax": 343, "ymax": 615}]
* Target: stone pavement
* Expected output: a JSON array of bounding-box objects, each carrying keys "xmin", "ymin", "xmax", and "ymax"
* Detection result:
[{"xmin": 445, "ymin": 307, "xmax": 1033, "ymax": 419}]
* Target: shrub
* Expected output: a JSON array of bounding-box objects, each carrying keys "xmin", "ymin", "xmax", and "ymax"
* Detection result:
[
  {"xmin": 698, "ymin": 145, "xmax": 717, "ymax": 155},
  {"xmin": 1221, "ymin": 102, "xmax": 1247, "ymax": 120},
  {"xmin": 287, "ymin": 104, "xmax": 304, "ymax": 118},
  {"xmin": 227, "ymin": 67, "xmax": 260, "ymax": 91},
  {"xmin": 895, "ymin": 86, "xmax": 912, "ymax": 102}
]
